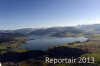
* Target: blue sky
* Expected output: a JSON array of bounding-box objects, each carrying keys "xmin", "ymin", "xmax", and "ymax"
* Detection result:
[{"xmin": 0, "ymin": 0, "xmax": 100, "ymax": 30}]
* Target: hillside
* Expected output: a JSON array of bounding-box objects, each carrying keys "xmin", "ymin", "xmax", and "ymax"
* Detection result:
[
  {"xmin": 0, "ymin": 34, "xmax": 14, "ymax": 43},
  {"xmin": 0, "ymin": 33, "xmax": 25, "ymax": 43}
]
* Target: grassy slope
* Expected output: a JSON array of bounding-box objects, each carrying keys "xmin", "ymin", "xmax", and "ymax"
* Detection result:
[{"xmin": 0, "ymin": 37, "xmax": 26, "ymax": 53}]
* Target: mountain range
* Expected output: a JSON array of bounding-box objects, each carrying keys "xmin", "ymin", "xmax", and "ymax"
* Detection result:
[{"xmin": 0, "ymin": 24, "xmax": 100, "ymax": 37}]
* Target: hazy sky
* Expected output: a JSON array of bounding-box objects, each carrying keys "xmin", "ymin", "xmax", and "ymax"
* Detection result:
[{"xmin": 0, "ymin": 0, "xmax": 100, "ymax": 30}]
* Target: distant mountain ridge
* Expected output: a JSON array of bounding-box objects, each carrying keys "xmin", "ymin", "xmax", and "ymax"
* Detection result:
[
  {"xmin": 0, "ymin": 28, "xmax": 38, "ymax": 35},
  {"xmin": 28, "ymin": 27, "xmax": 83, "ymax": 36},
  {"xmin": 77, "ymin": 24, "xmax": 100, "ymax": 34}
]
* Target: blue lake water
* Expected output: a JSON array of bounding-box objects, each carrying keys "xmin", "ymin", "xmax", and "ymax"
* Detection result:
[{"xmin": 19, "ymin": 35, "xmax": 88, "ymax": 50}]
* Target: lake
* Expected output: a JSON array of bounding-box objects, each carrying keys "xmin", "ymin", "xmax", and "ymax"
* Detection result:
[{"xmin": 19, "ymin": 35, "xmax": 88, "ymax": 50}]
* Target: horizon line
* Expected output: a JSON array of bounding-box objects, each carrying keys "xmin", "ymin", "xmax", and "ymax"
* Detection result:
[{"xmin": 0, "ymin": 23, "xmax": 100, "ymax": 30}]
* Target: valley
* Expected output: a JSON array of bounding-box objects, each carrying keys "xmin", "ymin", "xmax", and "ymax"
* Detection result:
[{"xmin": 0, "ymin": 24, "xmax": 100, "ymax": 66}]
